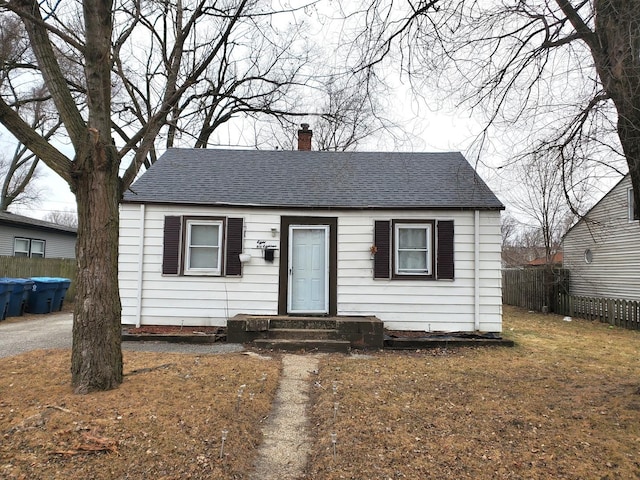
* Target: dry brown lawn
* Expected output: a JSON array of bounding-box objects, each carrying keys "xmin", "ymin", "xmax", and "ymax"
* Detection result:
[
  {"xmin": 1, "ymin": 305, "xmax": 640, "ymax": 479},
  {"xmin": 308, "ymin": 306, "xmax": 640, "ymax": 479},
  {"xmin": 0, "ymin": 350, "xmax": 281, "ymax": 479}
]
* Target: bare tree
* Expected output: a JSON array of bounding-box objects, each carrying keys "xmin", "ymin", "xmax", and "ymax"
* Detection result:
[
  {"xmin": 507, "ymin": 151, "xmax": 589, "ymax": 266},
  {"xmin": 44, "ymin": 208, "xmax": 78, "ymax": 228},
  {"xmin": 0, "ymin": 0, "xmax": 314, "ymax": 393},
  {"xmin": 109, "ymin": 0, "xmax": 311, "ymax": 167},
  {"xmin": 0, "ymin": 16, "xmax": 61, "ymax": 211},
  {"xmin": 0, "ymin": 147, "xmax": 42, "ymax": 210},
  {"xmin": 348, "ymin": 1, "xmax": 640, "ymax": 215},
  {"xmin": 258, "ymin": 71, "xmax": 403, "ymax": 151}
]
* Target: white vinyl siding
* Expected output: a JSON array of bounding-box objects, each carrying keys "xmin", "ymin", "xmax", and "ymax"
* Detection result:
[
  {"xmin": 564, "ymin": 176, "xmax": 640, "ymax": 300},
  {"xmin": 119, "ymin": 204, "xmax": 502, "ymax": 332}
]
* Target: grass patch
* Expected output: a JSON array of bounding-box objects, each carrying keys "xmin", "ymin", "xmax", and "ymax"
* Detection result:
[
  {"xmin": 0, "ymin": 350, "xmax": 280, "ymax": 479},
  {"xmin": 307, "ymin": 306, "xmax": 640, "ymax": 479},
  {"xmin": 2, "ymin": 306, "xmax": 640, "ymax": 479}
]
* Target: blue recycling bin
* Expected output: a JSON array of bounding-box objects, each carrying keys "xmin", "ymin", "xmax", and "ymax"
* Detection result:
[
  {"xmin": 0, "ymin": 278, "xmax": 33, "ymax": 317},
  {"xmin": 0, "ymin": 280, "xmax": 13, "ymax": 321},
  {"xmin": 50, "ymin": 277, "xmax": 71, "ymax": 311},
  {"xmin": 28, "ymin": 277, "xmax": 61, "ymax": 314}
]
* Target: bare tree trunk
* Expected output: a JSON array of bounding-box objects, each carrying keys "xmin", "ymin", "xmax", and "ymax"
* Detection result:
[
  {"xmin": 71, "ymin": 137, "xmax": 122, "ymax": 393},
  {"xmin": 69, "ymin": 0, "xmax": 122, "ymax": 393}
]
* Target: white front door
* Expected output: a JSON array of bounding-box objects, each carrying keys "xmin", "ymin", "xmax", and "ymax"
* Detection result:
[{"xmin": 288, "ymin": 225, "xmax": 329, "ymax": 314}]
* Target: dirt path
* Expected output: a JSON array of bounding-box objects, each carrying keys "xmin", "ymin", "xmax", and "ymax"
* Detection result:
[{"xmin": 249, "ymin": 354, "xmax": 320, "ymax": 480}]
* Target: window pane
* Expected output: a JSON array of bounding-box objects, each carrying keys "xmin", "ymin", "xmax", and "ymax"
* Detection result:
[
  {"xmin": 31, "ymin": 240, "xmax": 45, "ymax": 256},
  {"xmin": 398, "ymin": 251, "xmax": 427, "ymax": 271},
  {"xmin": 398, "ymin": 228, "xmax": 426, "ymax": 249},
  {"xmin": 189, "ymin": 247, "xmax": 219, "ymax": 268},
  {"xmin": 191, "ymin": 224, "xmax": 219, "ymax": 246},
  {"xmin": 14, "ymin": 238, "xmax": 29, "ymax": 255}
]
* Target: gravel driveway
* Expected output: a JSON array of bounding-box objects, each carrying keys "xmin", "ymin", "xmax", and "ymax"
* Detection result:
[{"xmin": 0, "ymin": 312, "xmax": 244, "ymax": 358}]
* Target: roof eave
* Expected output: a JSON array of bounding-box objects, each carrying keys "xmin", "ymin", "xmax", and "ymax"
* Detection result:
[{"xmin": 120, "ymin": 199, "xmax": 505, "ymax": 211}]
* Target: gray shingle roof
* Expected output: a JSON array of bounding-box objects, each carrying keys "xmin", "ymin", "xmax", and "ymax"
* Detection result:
[
  {"xmin": 122, "ymin": 149, "xmax": 503, "ymax": 210},
  {"xmin": 0, "ymin": 211, "xmax": 77, "ymax": 234}
]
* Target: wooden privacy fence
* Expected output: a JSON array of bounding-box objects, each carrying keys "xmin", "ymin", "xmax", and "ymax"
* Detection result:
[
  {"xmin": 503, "ymin": 267, "xmax": 640, "ymax": 330},
  {"xmin": 502, "ymin": 267, "xmax": 569, "ymax": 312},
  {"xmin": 554, "ymin": 294, "xmax": 640, "ymax": 330},
  {"xmin": 0, "ymin": 256, "xmax": 76, "ymax": 301}
]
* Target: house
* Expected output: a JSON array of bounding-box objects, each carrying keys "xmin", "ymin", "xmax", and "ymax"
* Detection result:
[
  {"xmin": 563, "ymin": 174, "xmax": 640, "ymax": 301},
  {"xmin": 118, "ymin": 130, "xmax": 504, "ymax": 332},
  {"xmin": 0, "ymin": 211, "xmax": 76, "ymax": 259}
]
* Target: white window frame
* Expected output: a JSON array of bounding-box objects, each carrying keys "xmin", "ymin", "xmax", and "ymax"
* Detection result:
[
  {"xmin": 393, "ymin": 222, "xmax": 432, "ymax": 276},
  {"xmin": 14, "ymin": 238, "xmax": 30, "ymax": 257},
  {"xmin": 184, "ymin": 219, "xmax": 223, "ymax": 276},
  {"xmin": 14, "ymin": 237, "xmax": 46, "ymax": 258},
  {"xmin": 30, "ymin": 239, "xmax": 45, "ymax": 258},
  {"xmin": 629, "ymin": 187, "xmax": 638, "ymax": 222}
]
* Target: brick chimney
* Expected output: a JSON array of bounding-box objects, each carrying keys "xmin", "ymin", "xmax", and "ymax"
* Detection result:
[{"xmin": 297, "ymin": 123, "xmax": 312, "ymax": 151}]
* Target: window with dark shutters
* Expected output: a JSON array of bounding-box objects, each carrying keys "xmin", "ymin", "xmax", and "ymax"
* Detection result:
[
  {"xmin": 162, "ymin": 216, "xmax": 182, "ymax": 275},
  {"xmin": 436, "ymin": 220, "xmax": 454, "ymax": 280},
  {"xmin": 374, "ymin": 218, "xmax": 454, "ymax": 280},
  {"xmin": 163, "ymin": 215, "xmax": 244, "ymax": 277},
  {"xmin": 374, "ymin": 220, "xmax": 391, "ymax": 279},
  {"xmin": 225, "ymin": 218, "xmax": 244, "ymax": 276}
]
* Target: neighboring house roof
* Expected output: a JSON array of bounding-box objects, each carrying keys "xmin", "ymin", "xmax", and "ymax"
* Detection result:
[
  {"xmin": 528, "ymin": 252, "xmax": 563, "ymax": 266},
  {"xmin": 123, "ymin": 149, "xmax": 504, "ymax": 210},
  {"xmin": 0, "ymin": 211, "xmax": 77, "ymax": 235}
]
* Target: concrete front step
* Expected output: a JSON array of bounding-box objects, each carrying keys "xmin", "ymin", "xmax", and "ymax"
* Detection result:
[
  {"xmin": 268, "ymin": 328, "xmax": 339, "ymax": 340},
  {"xmin": 253, "ymin": 338, "xmax": 351, "ymax": 353},
  {"xmin": 269, "ymin": 318, "xmax": 337, "ymax": 330},
  {"xmin": 228, "ymin": 314, "xmax": 384, "ymax": 350}
]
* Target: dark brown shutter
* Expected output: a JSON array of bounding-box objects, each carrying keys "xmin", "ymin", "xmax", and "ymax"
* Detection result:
[
  {"xmin": 225, "ymin": 217, "xmax": 244, "ymax": 276},
  {"xmin": 374, "ymin": 220, "xmax": 390, "ymax": 279},
  {"xmin": 437, "ymin": 220, "xmax": 454, "ymax": 280},
  {"xmin": 162, "ymin": 216, "xmax": 182, "ymax": 275}
]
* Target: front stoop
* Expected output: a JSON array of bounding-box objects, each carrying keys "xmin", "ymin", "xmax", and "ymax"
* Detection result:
[{"xmin": 228, "ymin": 315, "xmax": 384, "ymax": 353}]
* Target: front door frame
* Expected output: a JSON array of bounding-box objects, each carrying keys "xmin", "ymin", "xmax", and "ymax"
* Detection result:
[
  {"xmin": 278, "ymin": 216, "xmax": 337, "ymax": 316},
  {"xmin": 287, "ymin": 225, "xmax": 330, "ymax": 314}
]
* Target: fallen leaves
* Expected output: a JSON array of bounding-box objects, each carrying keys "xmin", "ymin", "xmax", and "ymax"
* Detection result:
[
  {"xmin": 0, "ymin": 350, "xmax": 281, "ymax": 479},
  {"xmin": 50, "ymin": 431, "xmax": 118, "ymax": 456}
]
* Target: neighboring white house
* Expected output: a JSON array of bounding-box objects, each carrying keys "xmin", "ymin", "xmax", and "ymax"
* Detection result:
[
  {"xmin": 118, "ymin": 146, "xmax": 504, "ymax": 332},
  {"xmin": 0, "ymin": 211, "xmax": 76, "ymax": 259},
  {"xmin": 563, "ymin": 175, "xmax": 640, "ymax": 301}
]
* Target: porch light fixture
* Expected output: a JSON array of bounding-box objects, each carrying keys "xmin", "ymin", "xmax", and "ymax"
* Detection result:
[{"xmin": 239, "ymin": 253, "xmax": 251, "ymax": 263}]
